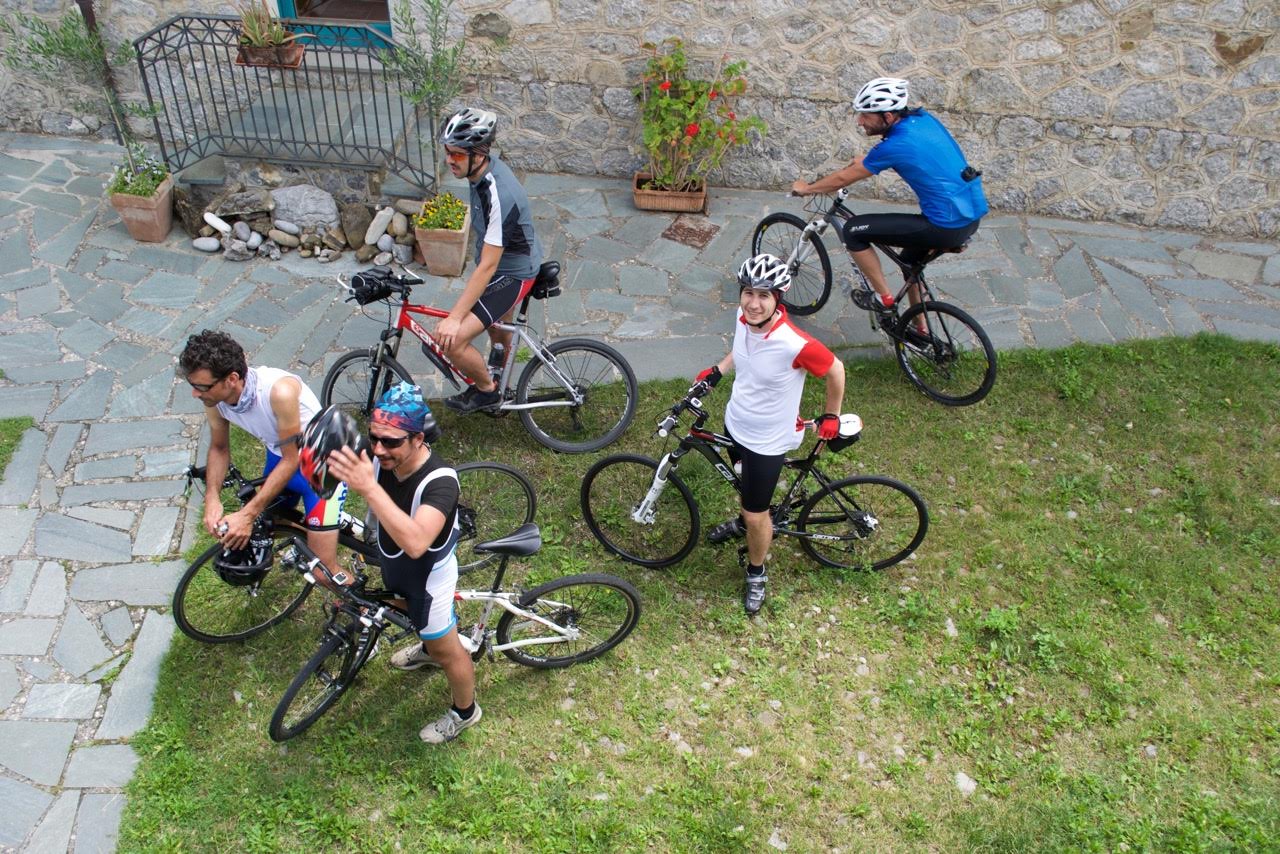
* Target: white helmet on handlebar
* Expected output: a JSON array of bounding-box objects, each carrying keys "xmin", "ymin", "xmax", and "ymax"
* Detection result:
[
  {"xmin": 853, "ymin": 77, "xmax": 909, "ymax": 112},
  {"xmin": 737, "ymin": 254, "xmax": 792, "ymax": 294}
]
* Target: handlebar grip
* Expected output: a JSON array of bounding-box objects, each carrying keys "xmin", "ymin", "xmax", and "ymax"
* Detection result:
[{"xmin": 188, "ymin": 465, "xmax": 207, "ymax": 481}]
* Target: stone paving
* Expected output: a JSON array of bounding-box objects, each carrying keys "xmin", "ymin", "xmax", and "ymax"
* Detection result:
[{"xmin": 0, "ymin": 131, "xmax": 1278, "ymax": 851}]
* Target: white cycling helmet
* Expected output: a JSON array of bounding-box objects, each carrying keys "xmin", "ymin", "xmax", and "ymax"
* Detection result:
[
  {"xmin": 737, "ymin": 254, "xmax": 792, "ymax": 294},
  {"xmin": 440, "ymin": 107, "xmax": 497, "ymax": 149},
  {"xmin": 853, "ymin": 77, "xmax": 909, "ymax": 112}
]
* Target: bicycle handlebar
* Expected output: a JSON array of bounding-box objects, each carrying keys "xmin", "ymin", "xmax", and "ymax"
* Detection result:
[
  {"xmin": 655, "ymin": 384, "xmax": 712, "ymax": 437},
  {"xmin": 287, "ymin": 535, "xmax": 415, "ymax": 633}
]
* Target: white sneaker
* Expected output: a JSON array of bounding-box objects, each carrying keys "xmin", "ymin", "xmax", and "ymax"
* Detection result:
[
  {"xmin": 389, "ymin": 642, "xmax": 439, "ymax": 671},
  {"xmin": 419, "ymin": 704, "xmax": 482, "ymax": 744}
]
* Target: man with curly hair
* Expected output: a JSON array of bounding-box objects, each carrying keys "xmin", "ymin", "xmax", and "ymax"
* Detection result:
[{"xmin": 178, "ymin": 329, "xmax": 342, "ymax": 574}]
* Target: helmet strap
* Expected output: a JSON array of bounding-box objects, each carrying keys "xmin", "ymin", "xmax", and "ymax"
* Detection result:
[
  {"xmin": 746, "ymin": 307, "xmax": 778, "ymax": 330},
  {"xmin": 464, "ymin": 152, "xmax": 488, "ymax": 180}
]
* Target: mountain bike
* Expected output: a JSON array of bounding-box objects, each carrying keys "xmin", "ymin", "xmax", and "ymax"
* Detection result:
[
  {"xmin": 323, "ymin": 263, "xmax": 638, "ymax": 453},
  {"xmin": 752, "ymin": 188, "xmax": 997, "ymax": 405},
  {"xmin": 579, "ymin": 383, "xmax": 928, "ymax": 571},
  {"xmin": 268, "ymin": 523, "xmax": 642, "ymax": 741},
  {"xmin": 172, "ymin": 460, "xmax": 536, "ymax": 643}
]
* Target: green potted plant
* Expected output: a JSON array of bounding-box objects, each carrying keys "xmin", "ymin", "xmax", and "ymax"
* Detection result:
[
  {"xmin": 106, "ymin": 142, "xmax": 173, "ymax": 242},
  {"xmin": 412, "ymin": 191, "xmax": 470, "ymax": 276},
  {"xmin": 236, "ymin": 0, "xmax": 311, "ymax": 68},
  {"xmin": 633, "ymin": 38, "xmax": 766, "ymax": 213}
]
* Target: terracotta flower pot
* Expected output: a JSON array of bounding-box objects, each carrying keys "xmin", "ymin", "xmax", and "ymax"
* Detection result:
[
  {"xmin": 110, "ymin": 175, "xmax": 174, "ymax": 243},
  {"xmin": 413, "ymin": 205, "xmax": 471, "ymax": 277},
  {"xmin": 632, "ymin": 172, "xmax": 708, "ymax": 214},
  {"xmin": 235, "ymin": 42, "xmax": 305, "ymax": 68}
]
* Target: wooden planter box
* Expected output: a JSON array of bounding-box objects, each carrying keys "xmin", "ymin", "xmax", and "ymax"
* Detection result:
[
  {"xmin": 110, "ymin": 176, "xmax": 174, "ymax": 243},
  {"xmin": 632, "ymin": 172, "xmax": 708, "ymax": 214},
  {"xmin": 235, "ymin": 43, "xmax": 306, "ymax": 68},
  {"xmin": 413, "ymin": 206, "xmax": 471, "ymax": 277}
]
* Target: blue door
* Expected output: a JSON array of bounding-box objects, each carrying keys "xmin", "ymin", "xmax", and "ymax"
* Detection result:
[{"xmin": 278, "ymin": 0, "xmax": 392, "ymax": 45}]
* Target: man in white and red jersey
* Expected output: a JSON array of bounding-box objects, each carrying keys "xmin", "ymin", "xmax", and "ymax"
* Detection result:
[{"xmin": 694, "ymin": 255, "xmax": 846, "ymax": 615}]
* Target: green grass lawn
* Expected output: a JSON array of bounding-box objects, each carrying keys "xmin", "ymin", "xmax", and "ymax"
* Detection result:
[
  {"xmin": 122, "ymin": 335, "xmax": 1279, "ymax": 852},
  {"xmin": 0, "ymin": 415, "xmax": 35, "ymax": 478}
]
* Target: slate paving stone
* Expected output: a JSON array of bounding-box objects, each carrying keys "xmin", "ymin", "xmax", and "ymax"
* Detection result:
[
  {"xmin": 0, "ymin": 331, "xmax": 61, "ymax": 366},
  {"xmin": 581, "ymin": 235, "xmax": 637, "ymax": 265},
  {"xmin": 1030, "ymin": 319, "xmax": 1077, "ymax": 349},
  {"xmin": 34, "ymin": 159, "xmax": 73, "ymax": 185},
  {"xmin": 0, "ymin": 266, "xmax": 49, "ymax": 293},
  {"xmin": 96, "ymin": 611, "xmax": 173, "ymax": 740},
  {"xmin": 49, "ymin": 370, "xmax": 116, "ymax": 422},
  {"xmin": 0, "ymin": 509, "xmax": 38, "ymax": 556},
  {"xmin": 1096, "ymin": 259, "xmax": 1170, "ymax": 330},
  {"xmin": 34, "ymin": 211, "xmax": 96, "ymax": 267},
  {"xmin": 987, "ymin": 273, "xmax": 1028, "ymax": 305},
  {"xmin": 45, "ymin": 423, "xmax": 83, "ymax": 479},
  {"xmin": 23, "ymin": 682, "xmax": 101, "ymax": 719},
  {"xmin": 96, "ymin": 260, "xmax": 150, "ymax": 284},
  {"xmin": 6, "ymin": 360, "xmax": 89, "ymax": 384},
  {"xmin": 0, "ymin": 151, "xmax": 43, "ymax": 178},
  {"xmin": 17, "ymin": 187, "xmax": 82, "ymax": 217},
  {"xmin": 61, "ymin": 317, "xmax": 116, "ymax": 359},
  {"xmin": 35, "ymin": 514, "xmax": 133, "ymax": 562},
  {"xmin": 0, "ymin": 227, "xmax": 33, "ymax": 273},
  {"xmin": 16, "ymin": 282, "xmax": 62, "ymax": 318},
  {"xmin": 1177, "ymin": 248, "xmax": 1263, "ymax": 282},
  {"xmin": 76, "ymin": 282, "xmax": 129, "ymax": 324},
  {"xmin": 46, "ymin": 309, "xmax": 84, "ymax": 328},
  {"xmin": 1098, "ymin": 290, "xmax": 1141, "ymax": 340},
  {"xmin": 1165, "ymin": 299, "xmax": 1209, "ymax": 336},
  {"xmin": 0, "ymin": 659, "xmax": 19, "ymax": 708},
  {"xmin": 618, "ymin": 264, "xmax": 671, "ymax": 296},
  {"xmin": 254, "ymin": 295, "xmax": 332, "ymax": 371},
  {"xmin": 1195, "ymin": 300, "xmax": 1280, "ymax": 327},
  {"xmin": 22, "ymin": 660, "xmax": 56, "ymax": 680},
  {"xmin": 53, "ymin": 603, "xmax": 113, "ymax": 678},
  {"xmin": 61, "ymin": 480, "xmax": 185, "ymax": 505},
  {"xmin": 132, "ymin": 270, "xmax": 202, "ymax": 308},
  {"xmin": 95, "ymin": 340, "xmax": 149, "ymax": 372},
  {"xmin": 0, "ymin": 776, "xmax": 53, "ymax": 849},
  {"xmin": 24, "ymin": 562, "xmax": 67, "ymax": 617},
  {"xmin": 0, "ymin": 386, "xmax": 55, "ymax": 420},
  {"xmin": 72, "ymin": 246, "xmax": 107, "ymax": 275},
  {"xmin": 66, "ymin": 507, "xmax": 135, "ymax": 530},
  {"xmin": 134, "ymin": 506, "xmax": 179, "ymax": 556},
  {"xmin": 638, "ymin": 238, "xmax": 698, "ymax": 274},
  {"xmin": 139, "ymin": 449, "xmax": 192, "ymax": 479},
  {"xmin": 101, "ymin": 606, "xmax": 134, "ymax": 647},
  {"xmin": 69, "ymin": 560, "xmax": 184, "ymax": 606},
  {"xmin": 75, "ymin": 792, "xmax": 126, "ymax": 854},
  {"xmin": 108, "ymin": 371, "xmax": 174, "ymax": 419},
  {"xmin": 74, "ymin": 456, "xmax": 138, "ymax": 481},
  {"xmin": 115, "ymin": 305, "xmax": 173, "ymax": 338},
  {"xmin": 1054, "ymin": 246, "xmax": 1097, "ymax": 298},
  {"xmin": 57, "ymin": 269, "xmax": 100, "ymax": 300},
  {"xmin": 564, "ymin": 216, "xmax": 613, "ymax": 240},
  {"xmin": 128, "ymin": 245, "xmax": 206, "ymax": 276},
  {"xmin": 64, "ymin": 744, "xmax": 139, "ymax": 789},
  {"xmin": 86, "ymin": 654, "xmax": 125, "ymax": 684},
  {"xmin": 1210, "ymin": 317, "xmax": 1280, "ymax": 344},
  {"xmin": 0, "ymin": 427, "xmax": 45, "ymax": 505},
  {"xmin": 1156, "ymin": 277, "xmax": 1244, "ymax": 302},
  {"xmin": 24, "ymin": 790, "xmax": 78, "ymax": 854},
  {"xmin": 83, "ymin": 419, "xmax": 186, "ymax": 455},
  {"xmin": 0, "ymin": 559, "xmax": 39, "ymax": 612},
  {"xmin": 38, "ymin": 478, "xmax": 58, "ymax": 510},
  {"xmin": 0, "ymin": 719, "xmax": 76, "ymax": 784}
]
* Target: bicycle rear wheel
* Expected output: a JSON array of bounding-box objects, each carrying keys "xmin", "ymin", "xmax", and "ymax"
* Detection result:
[
  {"xmin": 797, "ymin": 475, "xmax": 928, "ymax": 571},
  {"xmin": 751, "ymin": 212, "xmax": 832, "ymax": 316},
  {"xmin": 496, "ymin": 573, "xmax": 641, "ymax": 669},
  {"xmin": 894, "ymin": 301, "xmax": 997, "ymax": 406},
  {"xmin": 455, "ymin": 462, "xmax": 537, "ymax": 574},
  {"xmin": 269, "ymin": 625, "xmax": 362, "ymax": 742},
  {"xmin": 321, "ymin": 349, "xmax": 414, "ymax": 431},
  {"xmin": 172, "ymin": 533, "xmax": 312, "ymax": 644},
  {"xmin": 516, "ymin": 338, "xmax": 638, "ymax": 453},
  {"xmin": 580, "ymin": 454, "xmax": 698, "ymax": 568}
]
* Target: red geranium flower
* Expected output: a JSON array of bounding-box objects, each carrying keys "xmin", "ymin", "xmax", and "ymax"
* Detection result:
[
  {"xmin": 659, "ymin": 80, "xmax": 672, "ymax": 91},
  {"xmin": 685, "ymin": 123, "xmax": 700, "ymax": 137},
  {"xmin": 709, "ymin": 90, "xmax": 718, "ymax": 100},
  {"xmin": 728, "ymin": 111, "xmax": 736, "ymax": 120}
]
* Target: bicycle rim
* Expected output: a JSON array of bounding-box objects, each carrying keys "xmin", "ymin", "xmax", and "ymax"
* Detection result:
[
  {"xmin": 894, "ymin": 302, "xmax": 997, "ymax": 406},
  {"xmin": 322, "ymin": 350, "xmax": 414, "ymax": 432},
  {"xmin": 516, "ymin": 339, "xmax": 637, "ymax": 453},
  {"xmin": 751, "ymin": 212, "xmax": 832, "ymax": 316},
  {"xmin": 172, "ymin": 535, "xmax": 312, "ymax": 644},
  {"xmin": 455, "ymin": 462, "xmax": 537, "ymax": 575},
  {"xmin": 580, "ymin": 454, "xmax": 698, "ymax": 568},
  {"xmin": 798, "ymin": 476, "xmax": 928, "ymax": 571},
  {"xmin": 268, "ymin": 628, "xmax": 359, "ymax": 741},
  {"xmin": 496, "ymin": 573, "xmax": 641, "ymax": 669}
]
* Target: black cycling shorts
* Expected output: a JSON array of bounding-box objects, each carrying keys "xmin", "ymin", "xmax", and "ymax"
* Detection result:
[
  {"xmin": 470, "ymin": 274, "xmax": 535, "ymax": 328},
  {"xmin": 842, "ymin": 213, "xmax": 980, "ymax": 265},
  {"xmin": 726, "ymin": 430, "xmax": 787, "ymax": 514}
]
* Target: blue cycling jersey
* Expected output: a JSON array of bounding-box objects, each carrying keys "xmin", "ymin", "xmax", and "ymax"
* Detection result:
[{"xmin": 861, "ymin": 110, "xmax": 988, "ymax": 229}]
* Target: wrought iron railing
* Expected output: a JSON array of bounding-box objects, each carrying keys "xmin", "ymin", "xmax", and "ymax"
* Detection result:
[{"xmin": 133, "ymin": 15, "xmax": 433, "ymax": 195}]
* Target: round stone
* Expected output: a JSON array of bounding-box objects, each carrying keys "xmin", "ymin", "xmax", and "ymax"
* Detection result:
[{"xmin": 192, "ymin": 236, "xmax": 221, "ymax": 252}]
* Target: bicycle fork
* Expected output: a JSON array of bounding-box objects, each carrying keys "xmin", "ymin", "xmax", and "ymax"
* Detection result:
[{"xmin": 631, "ymin": 453, "xmax": 677, "ymax": 525}]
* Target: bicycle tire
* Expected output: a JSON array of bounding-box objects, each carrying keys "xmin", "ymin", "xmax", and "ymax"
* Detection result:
[
  {"xmin": 268, "ymin": 626, "xmax": 360, "ymax": 742},
  {"xmin": 751, "ymin": 212, "xmax": 832, "ymax": 316},
  {"xmin": 455, "ymin": 462, "xmax": 537, "ymax": 575},
  {"xmin": 893, "ymin": 301, "xmax": 997, "ymax": 406},
  {"xmin": 797, "ymin": 475, "xmax": 928, "ymax": 571},
  {"xmin": 172, "ymin": 533, "xmax": 312, "ymax": 644},
  {"xmin": 496, "ymin": 573, "xmax": 641, "ymax": 669},
  {"xmin": 516, "ymin": 338, "xmax": 638, "ymax": 453},
  {"xmin": 580, "ymin": 454, "xmax": 698, "ymax": 568},
  {"xmin": 321, "ymin": 349, "xmax": 414, "ymax": 431}
]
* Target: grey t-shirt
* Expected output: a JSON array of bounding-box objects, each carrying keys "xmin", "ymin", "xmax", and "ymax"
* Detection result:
[{"xmin": 468, "ymin": 153, "xmax": 543, "ymax": 279}]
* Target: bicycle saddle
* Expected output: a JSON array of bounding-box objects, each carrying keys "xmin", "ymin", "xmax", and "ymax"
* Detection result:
[
  {"xmin": 473, "ymin": 522, "xmax": 542, "ymax": 557},
  {"xmin": 531, "ymin": 260, "xmax": 561, "ymax": 299}
]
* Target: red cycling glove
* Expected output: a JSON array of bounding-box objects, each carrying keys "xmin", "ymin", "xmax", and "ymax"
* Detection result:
[
  {"xmin": 814, "ymin": 413, "xmax": 840, "ymax": 440},
  {"xmin": 695, "ymin": 365, "xmax": 722, "ymax": 387}
]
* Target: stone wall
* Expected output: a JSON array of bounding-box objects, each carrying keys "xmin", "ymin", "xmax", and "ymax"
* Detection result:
[{"xmin": 2, "ymin": 0, "xmax": 1276, "ymax": 237}]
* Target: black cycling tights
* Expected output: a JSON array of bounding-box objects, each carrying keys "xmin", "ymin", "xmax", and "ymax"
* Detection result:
[
  {"xmin": 725, "ymin": 430, "xmax": 787, "ymax": 515},
  {"xmin": 842, "ymin": 213, "xmax": 979, "ymax": 265}
]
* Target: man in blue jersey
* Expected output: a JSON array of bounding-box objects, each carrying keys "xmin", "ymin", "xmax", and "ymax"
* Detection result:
[
  {"xmin": 791, "ymin": 77, "xmax": 988, "ymax": 316},
  {"xmin": 432, "ymin": 107, "xmax": 544, "ymax": 414}
]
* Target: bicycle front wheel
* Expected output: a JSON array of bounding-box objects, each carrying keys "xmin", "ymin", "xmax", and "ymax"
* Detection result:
[
  {"xmin": 516, "ymin": 338, "xmax": 638, "ymax": 453},
  {"xmin": 172, "ymin": 535, "xmax": 312, "ymax": 644},
  {"xmin": 269, "ymin": 627, "xmax": 361, "ymax": 742},
  {"xmin": 496, "ymin": 573, "xmax": 641, "ymax": 669},
  {"xmin": 321, "ymin": 349, "xmax": 414, "ymax": 431},
  {"xmin": 455, "ymin": 462, "xmax": 537, "ymax": 574},
  {"xmin": 580, "ymin": 454, "xmax": 698, "ymax": 568},
  {"xmin": 797, "ymin": 475, "xmax": 929, "ymax": 571},
  {"xmin": 752, "ymin": 212, "xmax": 832, "ymax": 316},
  {"xmin": 894, "ymin": 301, "xmax": 997, "ymax": 406}
]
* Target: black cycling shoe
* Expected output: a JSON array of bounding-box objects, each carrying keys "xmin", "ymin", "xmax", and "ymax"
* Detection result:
[
  {"xmin": 851, "ymin": 287, "xmax": 894, "ymax": 314},
  {"xmin": 706, "ymin": 516, "xmax": 745, "ymax": 544},
  {"xmin": 743, "ymin": 571, "xmax": 767, "ymax": 616},
  {"xmin": 445, "ymin": 385, "xmax": 501, "ymax": 414}
]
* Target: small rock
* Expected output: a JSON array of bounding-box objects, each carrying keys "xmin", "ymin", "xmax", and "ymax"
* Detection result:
[
  {"xmin": 268, "ymin": 229, "xmax": 300, "ymax": 248},
  {"xmin": 318, "ymin": 248, "xmax": 343, "ymax": 263},
  {"xmin": 675, "ymin": 740, "xmax": 693, "ymax": 754},
  {"xmin": 192, "ymin": 236, "xmax": 220, "ymax": 252},
  {"xmin": 855, "ymin": 663, "xmax": 870, "ymax": 677},
  {"xmin": 377, "ymin": 233, "xmax": 395, "ymax": 252},
  {"xmin": 247, "ymin": 231, "xmax": 264, "ymax": 250},
  {"xmin": 223, "ymin": 239, "xmax": 253, "ymax": 261},
  {"xmin": 768, "ymin": 830, "xmax": 788, "ymax": 851},
  {"xmin": 396, "ymin": 232, "xmax": 416, "ymax": 245},
  {"xmin": 203, "ymin": 211, "xmax": 232, "ymax": 235},
  {"xmin": 390, "ymin": 211, "xmax": 409, "ymax": 237},
  {"xmin": 373, "ymin": 251, "xmax": 393, "ymax": 266},
  {"xmin": 355, "ymin": 244, "xmax": 379, "ymax": 262},
  {"xmin": 257, "ymin": 240, "xmax": 281, "ymax": 260},
  {"xmin": 392, "ymin": 243, "xmax": 414, "ymax": 264},
  {"xmin": 323, "ymin": 227, "xmax": 347, "ymax": 251},
  {"xmin": 1066, "ymin": 510, "xmax": 1078, "ymax": 520},
  {"xmin": 768, "ymin": 699, "xmax": 782, "ymax": 710},
  {"xmin": 756, "ymin": 710, "xmax": 779, "ymax": 727},
  {"xmin": 945, "ymin": 617, "xmax": 959, "ymax": 638},
  {"xmin": 955, "ymin": 771, "xmax": 977, "ymax": 796},
  {"xmin": 340, "ymin": 202, "xmax": 373, "ymax": 249},
  {"xmin": 365, "ymin": 206, "xmax": 395, "ymax": 245},
  {"xmin": 393, "ymin": 198, "xmax": 421, "ymax": 216},
  {"xmin": 299, "ymin": 247, "xmax": 313, "ymax": 258},
  {"xmin": 270, "ymin": 185, "xmax": 339, "ymax": 230},
  {"xmin": 213, "ymin": 189, "xmax": 273, "ymax": 219},
  {"xmin": 734, "ymin": 746, "xmax": 754, "ymax": 758},
  {"xmin": 273, "ymin": 219, "xmax": 301, "ymax": 235},
  {"xmin": 232, "ymin": 220, "xmax": 252, "ymax": 242},
  {"xmin": 300, "ymin": 232, "xmax": 323, "ymax": 249},
  {"xmin": 560, "ymin": 698, "xmax": 575, "ymax": 711},
  {"xmin": 198, "ymin": 225, "xmax": 216, "ymax": 238},
  {"xmin": 1142, "ymin": 744, "xmax": 1157, "ymax": 759}
]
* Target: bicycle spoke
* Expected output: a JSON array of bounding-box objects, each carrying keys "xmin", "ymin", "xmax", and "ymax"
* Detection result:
[{"xmin": 496, "ymin": 574, "xmax": 641, "ymax": 669}]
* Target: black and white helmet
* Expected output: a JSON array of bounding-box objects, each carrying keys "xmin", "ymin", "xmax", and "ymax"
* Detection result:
[
  {"xmin": 737, "ymin": 254, "xmax": 792, "ymax": 294},
  {"xmin": 853, "ymin": 77, "xmax": 909, "ymax": 112},
  {"xmin": 440, "ymin": 108, "xmax": 497, "ymax": 149}
]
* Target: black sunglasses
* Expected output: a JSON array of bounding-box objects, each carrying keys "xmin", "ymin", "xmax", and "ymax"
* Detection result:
[
  {"xmin": 186, "ymin": 374, "xmax": 227, "ymax": 393},
  {"xmin": 368, "ymin": 432, "xmax": 410, "ymax": 449}
]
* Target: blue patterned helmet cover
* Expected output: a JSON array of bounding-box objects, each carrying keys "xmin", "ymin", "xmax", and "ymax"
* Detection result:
[{"xmin": 371, "ymin": 382, "xmax": 431, "ymax": 434}]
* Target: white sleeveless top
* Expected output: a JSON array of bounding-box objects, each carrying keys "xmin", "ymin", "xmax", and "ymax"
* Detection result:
[{"xmin": 216, "ymin": 366, "xmax": 321, "ymax": 455}]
